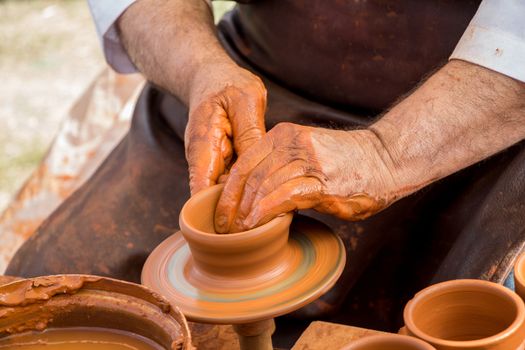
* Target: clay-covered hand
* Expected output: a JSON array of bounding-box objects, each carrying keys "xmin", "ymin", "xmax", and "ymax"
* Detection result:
[
  {"xmin": 214, "ymin": 123, "xmax": 399, "ymax": 233},
  {"xmin": 185, "ymin": 61, "xmax": 267, "ymax": 195}
]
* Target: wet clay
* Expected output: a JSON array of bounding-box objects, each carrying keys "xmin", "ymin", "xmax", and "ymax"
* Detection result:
[
  {"xmin": 402, "ymin": 279, "xmax": 525, "ymax": 350},
  {"xmin": 141, "ymin": 184, "xmax": 346, "ymax": 324},
  {"xmin": 0, "ymin": 327, "xmax": 163, "ymax": 350},
  {"xmin": 0, "ymin": 275, "xmax": 193, "ymax": 350},
  {"xmin": 0, "ymin": 275, "xmax": 99, "ymax": 307},
  {"xmin": 342, "ymin": 334, "xmax": 435, "ymax": 350},
  {"xmin": 0, "ymin": 277, "xmax": 21, "ymax": 287}
]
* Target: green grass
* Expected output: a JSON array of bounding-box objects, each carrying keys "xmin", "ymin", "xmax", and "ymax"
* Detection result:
[
  {"xmin": 0, "ymin": 138, "xmax": 46, "ymax": 193},
  {"xmin": 0, "ymin": 0, "xmax": 102, "ymax": 210},
  {"xmin": 0, "ymin": 0, "xmax": 237, "ymax": 211}
]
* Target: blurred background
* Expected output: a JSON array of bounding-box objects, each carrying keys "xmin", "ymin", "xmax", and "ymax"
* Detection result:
[{"xmin": 0, "ymin": 0, "xmax": 234, "ymax": 212}]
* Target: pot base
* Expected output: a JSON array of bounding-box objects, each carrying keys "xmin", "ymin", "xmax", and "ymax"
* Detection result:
[{"xmin": 142, "ymin": 216, "xmax": 345, "ymax": 324}]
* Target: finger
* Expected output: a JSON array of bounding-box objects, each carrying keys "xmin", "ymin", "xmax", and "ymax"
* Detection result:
[
  {"xmin": 214, "ymin": 134, "xmax": 275, "ymax": 233},
  {"xmin": 226, "ymin": 86, "xmax": 267, "ymax": 155},
  {"xmin": 186, "ymin": 104, "xmax": 232, "ymax": 195},
  {"xmin": 217, "ymin": 173, "xmax": 229, "ymax": 184},
  {"xmin": 236, "ymin": 177, "xmax": 323, "ymax": 232},
  {"xmin": 187, "ymin": 138, "xmax": 228, "ymax": 195},
  {"xmin": 234, "ymin": 157, "xmax": 310, "ymax": 227}
]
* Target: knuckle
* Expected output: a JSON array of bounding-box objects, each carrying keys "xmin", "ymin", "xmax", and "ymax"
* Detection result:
[
  {"xmin": 223, "ymin": 84, "xmax": 241, "ymax": 97},
  {"xmin": 272, "ymin": 122, "xmax": 294, "ymax": 133},
  {"xmin": 255, "ymin": 85, "xmax": 267, "ymax": 105},
  {"xmin": 253, "ymin": 77, "xmax": 267, "ymax": 95},
  {"xmin": 220, "ymin": 79, "xmax": 267, "ymax": 109},
  {"xmin": 271, "ymin": 122, "xmax": 306, "ymax": 141}
]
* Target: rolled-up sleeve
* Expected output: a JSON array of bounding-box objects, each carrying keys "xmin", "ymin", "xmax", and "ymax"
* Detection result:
[
  {"xmin": 451, "ymin": 0, "xmax": 525, "ymax": 83},
  {"xmin": 87, "ymin": 0, "xmax": 137, "ymax": 73}
]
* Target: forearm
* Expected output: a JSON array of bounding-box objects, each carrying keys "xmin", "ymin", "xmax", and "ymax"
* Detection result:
[
  {"xmin": 118, "ymin": 0, "xmax": 232, "ymax": 104},
  {"xmin": 369, "ymin": 60, "xmax": 525, "ymax": 200}
]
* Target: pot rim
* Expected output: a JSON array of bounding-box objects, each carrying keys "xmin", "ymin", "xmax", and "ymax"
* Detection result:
[
  {"xmin": 403, "ymin": 279, "xmax": 525, "ymax": 347},
  {"xmin": 344, "ymin": 334, "xmax": 436, "ymax": 350},
  {"xmin": 179, "ymin": 184, "xmax": 293, "ymax": 244},
  {"xmin": 514, "ymin": 252, "xmax": 525, "ymax": 290},
  {"xmin": 0, "ymin": 274, "xmax": 193, "ymax": 349}
]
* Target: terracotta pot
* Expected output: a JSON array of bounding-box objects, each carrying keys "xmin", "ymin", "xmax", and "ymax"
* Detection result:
[
  {"xmin": 402, "ymin": 279, "xmax": 525, "ymax": 350},
  {"xmin": 142, "ymin": 184, "xmax": 346, "ymax": 325},
  {"xmin": 342, "ymin": 334, "xmax": 436, "ymax": 350},
  {"xmin": 0, "ymin": 275, "xmax": 193, "ymax": 349},
  {"xmin": 514, "ymin": 252, "xmax": 525, "ymax": 302},
  {"xmin": 179, "ymin": 183, "xmax": 294, "ymax": 282}
]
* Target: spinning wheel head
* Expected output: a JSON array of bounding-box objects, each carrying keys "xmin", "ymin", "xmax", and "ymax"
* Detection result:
[{"xmin": 142, "ymin": 185, "xmax": 346, "ymax": 324}]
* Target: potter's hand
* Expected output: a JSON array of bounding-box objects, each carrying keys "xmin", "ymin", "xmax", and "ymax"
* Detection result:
[
  {"xmin": 216, "ymin": 61, "xmax": 525, "ymax": 233},
  {"xmin": 214, "ymin": 123, "xmax": 398, "ymax": 233},
  {"xmin": 118, "ymin": 0, "xmax": 266, "ymax": 195},
  {"xmin": 185, "ymin": 62, "xmax": 266, "ymax": 195}
]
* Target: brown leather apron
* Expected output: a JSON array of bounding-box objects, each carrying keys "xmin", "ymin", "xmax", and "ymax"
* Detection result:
[
  {"xmin": 226, "ymin": 0, "xmax": 482, "ymax": 111},
  {"xmin": 8, "ymin": 1, "xmax": 525, "ymax": 347}
]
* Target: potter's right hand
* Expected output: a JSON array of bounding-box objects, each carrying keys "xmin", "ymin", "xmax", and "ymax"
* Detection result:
[
  {"xmin": 185, "ymin": 61, "xmax": 267, "ymax": 195},
  {"xmin": 117, "ymin": 0, "xmax": 266, "ymax": 195}
]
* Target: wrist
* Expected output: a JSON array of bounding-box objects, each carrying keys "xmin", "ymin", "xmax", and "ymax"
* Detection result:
[
  {"xmin": 347, "ymin": 129, "xmax": 403, "ymax": 205},
  {"xmin": 368, "ymin": 60, "xmax": 525, "ymax": 201},
  {"xmin": 187, "ymin": 55, "xmax": 237, "ymax": 103},
  {"xmin": 117, "ymin": 0, "xmax": 232, "ymax": 105},
  {"xmin": 160, "ymin": 45, "xmax": 235, "ymax": 105}
]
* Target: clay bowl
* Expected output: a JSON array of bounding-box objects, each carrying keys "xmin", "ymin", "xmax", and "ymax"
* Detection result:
[
  {"xmin": 142, "ymin": 184, "xmax": 346, "ymax": 324},
  {"xmin": 179, "ymin": 183, "xmax": 293, "ymax": 282},
  {"xmin": 514, "ymin": 252, "xmax": 525, "ymax": 302},
  {"xmin": 0, "ymin": 275, "xmax": 193, "ymax": 349},
  {"xmin": 402, "ymin": 279, "xmax": 525, "ymax": 350},
  {"xmin": 342, "ymin": 334, "xmax": 436, "ymax": 350}
]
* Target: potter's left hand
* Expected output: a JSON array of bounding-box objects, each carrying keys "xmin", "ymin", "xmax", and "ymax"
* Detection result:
[
  {"xmin": 214, "ymin": 123, "xmax": 398, "ymax": 233},
  {"xmin": 215, "ymin": 61, "xmax": 525, "ymax": 233}
]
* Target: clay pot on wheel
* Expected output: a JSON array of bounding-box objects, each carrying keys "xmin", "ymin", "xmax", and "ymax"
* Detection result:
[
  {"xmin": 142, "ymin": 184, "xmax": 346, "ymax": 350},
  {"xmin": 142, "ymin": 184, "xmax": 346, "ymax": 324},
  {"xmin": 342, "ymin": 334, "xmax": 436, "ymax": 350},
  {"xmin": 401, "ymin": 279, "xmax": 525, "ymax": 350},
  {"xmin": 179, "ymin": 183, "xmax": 294, "ymax": 283},
  {"xmin": 0, "ymin": 275, "xmax": 193, "ymax": 349}
]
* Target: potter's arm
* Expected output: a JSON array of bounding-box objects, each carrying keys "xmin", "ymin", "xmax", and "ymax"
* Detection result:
[
  {"xmin": 118, "ymin": 0, "xmax": 267, "ymax": 195},
  {"xmin": 215, "ymin": 60, "xmax": 525, "ymax": 232},
  {"xmin": 369, "ymin": 60, "xmax": 525, "ymax": 199},
  {"xmin": 117, "ymin": 0, "xmax": 227, "ymax": 104}
]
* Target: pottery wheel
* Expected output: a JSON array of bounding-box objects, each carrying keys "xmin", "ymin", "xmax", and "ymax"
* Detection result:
[{"xmin": 142, "ymin": 216, "xmax": 346, "ymax": 324}]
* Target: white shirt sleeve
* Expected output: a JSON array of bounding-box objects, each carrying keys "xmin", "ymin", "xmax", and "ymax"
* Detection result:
[
  {"xmin": 88, "ymin": 0, "xmax": 214, "ymax": 74},
  {"xmin": 450, "ymin": 0, "xmax": 525, "ymax": 83},
  {"xmin": 87, "ymin": 0, "xmax": 138, "ymax": 73}
]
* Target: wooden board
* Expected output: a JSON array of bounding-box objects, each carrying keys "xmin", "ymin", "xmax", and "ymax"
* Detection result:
[
  {"xmin": 188, "ymin": 323, "xmax": 240, "ymax": 350},
  {"xmin": 292, "ymin": 321, "xmax": 386, "ymax": 350}
]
